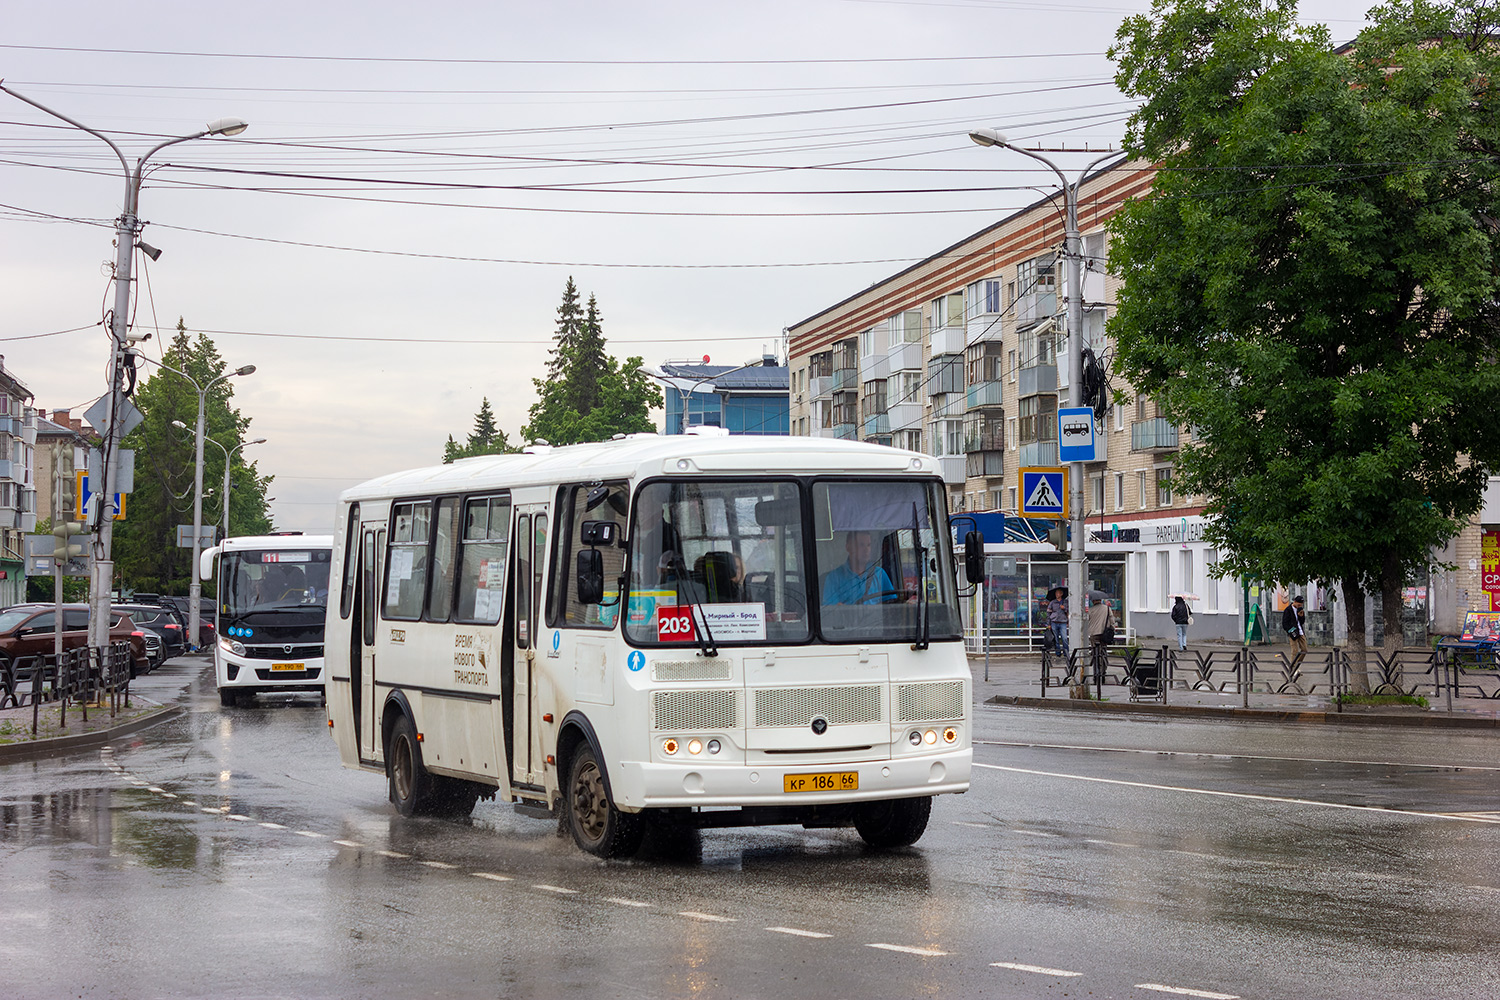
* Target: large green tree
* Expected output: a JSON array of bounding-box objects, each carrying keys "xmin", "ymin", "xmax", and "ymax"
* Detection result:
[
  {"xmin": 1108, "ymin": 0, "xmax": 1500, "ymax": 686},
  {"xmin": 114, "ymin": 321, "xmax": 272, "ymax": 594},
  {"xmin": 523, "ymin": 280, "xmax": 661, "ymax": 446},
  {"xmin": 442, "ymin": 397, "xmax": 518, "ymax": 462}
]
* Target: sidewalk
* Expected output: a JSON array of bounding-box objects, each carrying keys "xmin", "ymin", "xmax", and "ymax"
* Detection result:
[
  {"xmin": 970, "ymin": 640, "xmax": 1500, "ymax": 729},
  {"xmin": 0, "ymin": 654, "xmax": 201, "ymax": 763}
]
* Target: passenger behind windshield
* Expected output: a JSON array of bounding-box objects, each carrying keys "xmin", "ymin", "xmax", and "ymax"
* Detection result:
[{"xmin": 820, "ymin": 530, "xmax": 896, "ymax": 606}]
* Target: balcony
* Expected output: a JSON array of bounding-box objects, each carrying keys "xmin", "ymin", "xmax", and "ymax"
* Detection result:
[
  {"xmin": 930, "ymin": 325, "xmax": 964, "ymax": 356},
  {"xmin": 1131, "ymin": 417, "xmax": 1180, "ymax": 452},
  {"xmin": 887, "ymin": 340, "xmax": 922, "ymax": 374},
  {"xmin": 808, "ymin": 375, "xmax": 831, "ymax": 400},
  {"xmin": 965, "ymin": 451, "xmax": 1004, "ymax": 478},
  {"xmin": 1017, "ymin": 364, "xmax": 1057, "ymax": 398},
  {"xmin": 965, "ymin": 380, "xmax": 1003, "ymax": 411},
  {"xmin": 936, "ymin": 455, "xmax": 966, "ymax": 485},
  {"xmin": 862, "ymin": 413, "xmax": 890, "ymax": 437},
  {"xmin": 1019, "ymin": 441, "xmax": 1059, "ymax": 467},
  {"xmin": 963, "ymin": 413, "xmax": 1004, "ymax": 454},
  {"xmin": 887, "ymin": 401, "xmax": 923, "ymax": 433},
  {"xmin": 832, "ymin": 367, "xmax": 857, "ymax": 392},
  {"xmin": 832, "ymin": 423, "xmax": 857, "ymax": 440},
  {"xmin": 1016, "ymin": 290, "xmax": 1057, "ymax": 325}
]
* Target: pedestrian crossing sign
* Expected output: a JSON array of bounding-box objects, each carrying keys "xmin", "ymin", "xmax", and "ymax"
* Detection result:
[{"xmin": 1019, "ymin": 467, "xmax": 1067, "ymax": 518}]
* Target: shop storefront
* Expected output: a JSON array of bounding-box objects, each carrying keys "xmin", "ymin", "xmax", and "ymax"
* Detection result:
[{"xmin": 967, "ymin": 547, "xmax": 1127, "ymax": 651}]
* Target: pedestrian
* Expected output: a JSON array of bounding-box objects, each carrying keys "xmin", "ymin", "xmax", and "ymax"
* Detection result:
[
  {"xmin": 1046, "ymin": 587, "xmax": 1068, "ymax": 655},
  {"xmin": 1282, "ymin": 594, "xmax": 1307, "ymax": 656},
  {"xmin": 1170, "ymin": 595, "xmax": 1190, "ymax": 651},
  {"xmin": 1086, "ymin": 592, "xmax": 1115, "ymax": 672}
]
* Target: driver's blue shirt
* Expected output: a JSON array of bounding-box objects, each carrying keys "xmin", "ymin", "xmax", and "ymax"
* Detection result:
[{"xmin": 821, "ymin": 562, "xmax": 894, "ymax": 605}]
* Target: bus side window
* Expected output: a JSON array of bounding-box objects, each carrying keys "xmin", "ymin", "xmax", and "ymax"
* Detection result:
[
  {"xmin": 383, "ymin": 500, "xmax": 431, "ymax": 621},
  {"xmin": 340, "ymin": 503, "xmax": 359, "ymax": 620},
  {"xmin": 361, "ymin": 528, "xmax": 377, "ymax": 647},
  {"xmin": 457, "ymin": 495, "xmax": 509, "ymax": 624},
  {"xmin": 548, "ymin": 483, "xmax": 626, "ymax": 630},
  {"xmin": 516, "ymin": 514, "xmax": 532, "ymax": 649},
  {"xmin": 428, "ymin": 497, "xmax": 459, "ymax": 622}
]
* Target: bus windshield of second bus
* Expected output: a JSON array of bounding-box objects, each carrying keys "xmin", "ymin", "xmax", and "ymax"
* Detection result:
[{"xmin": 221, "ymin": 548, "xmax": 331, "ymax": 618}]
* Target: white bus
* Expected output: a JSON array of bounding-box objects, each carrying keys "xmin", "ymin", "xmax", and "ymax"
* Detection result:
[
  {"xmin": 324, "ymin": 434, "xmax": 980, "ymax": 857},
  {"xmin": 200, "ymin": 533, "xmax": 334, "ymax": 707}
]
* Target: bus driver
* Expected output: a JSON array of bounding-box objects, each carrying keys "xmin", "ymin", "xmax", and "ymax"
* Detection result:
[{"xmin": 821, "ymin": 530, "xmax": 895, "ymax": 606}]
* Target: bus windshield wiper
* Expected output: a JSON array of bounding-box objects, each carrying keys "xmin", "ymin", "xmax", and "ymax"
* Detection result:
[{"xmin": 671, "ymin": 551, "xmax": 719, "ymax": 659}]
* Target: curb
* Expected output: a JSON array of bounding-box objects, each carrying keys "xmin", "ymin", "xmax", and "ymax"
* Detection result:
[
  {"xmin": 983, "ymin": 694, "xmax": 1500, "ymax": 729},
  {"xmin": 0, "ymin": 704, "xmax": 185, "ymax": 764}
]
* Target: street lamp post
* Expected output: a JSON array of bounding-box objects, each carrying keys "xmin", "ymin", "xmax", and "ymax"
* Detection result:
[
  {"xmin": 175, "ymin": 422, "xmax": 265, "ymax": 540},
  {"xmin": 969, "ymin": 128, "xmax": 1115, "ymax": 685},
  {"xmin": 146, "ymin": 360, "xmax": 256, "ymax": 649},
  {"xmin": 0, "ymin": 81, "xmax": 246, "ymax": 649}
]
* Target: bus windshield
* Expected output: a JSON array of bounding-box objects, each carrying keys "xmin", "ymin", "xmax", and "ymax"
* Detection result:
[
  {"xmin": 625, "ymin": 477, "xmax": 961, "ymax": 646},
  {"xmin": 221, "ymin": 548, "xmax": 332, "ymax": 617}
]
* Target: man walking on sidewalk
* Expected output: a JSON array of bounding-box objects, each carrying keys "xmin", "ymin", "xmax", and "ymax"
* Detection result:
[{"xmin": 1282, "ymin": 595, "xmax": 1307, "ymax": 656}]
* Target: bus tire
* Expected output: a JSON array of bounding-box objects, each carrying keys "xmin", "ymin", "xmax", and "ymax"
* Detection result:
[
  {"xmin": 565, "ymin": 744, "xmax": 643, "ymax": 858},
  {"xmin": 219, "ymin": 689, "xmax": 239, "ymax": 708},
  {"xmin": 387, "ymin": 715, "xmax": 438, "ymax": 817},
  {"xmin": 853, "ymin": 795, "xmax": 932, "ymax": 849}
]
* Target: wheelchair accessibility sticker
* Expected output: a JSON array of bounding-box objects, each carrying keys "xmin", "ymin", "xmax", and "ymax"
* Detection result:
[{"xmin": 628, "ymin": 650, "xmax": 646, "ymax": 672}]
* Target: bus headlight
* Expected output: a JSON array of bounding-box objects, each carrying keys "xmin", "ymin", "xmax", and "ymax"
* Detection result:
[
  {"xmin": 220, "ymin": 637, "xmax": 245, "ymax": 657},
  {"xmin": 923, "ymin": 729, "xmax": 937, "ymax": 745},
  {"xmin": 662, "ymin": 738, "xmax": 679, "ymax": 755},
  {"xmin": 687, "ymin": 739, "xmax": 703, "ymax": 756}
]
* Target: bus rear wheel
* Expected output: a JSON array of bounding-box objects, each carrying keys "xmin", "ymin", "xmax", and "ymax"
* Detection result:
[
  {"xmin": 388, "ymin": 715, "xmax": 437, "ymax": 817},
  {"xmin": 565, "ymin": 744, "xmax": 643, "ymax": 858},
  {"xmin": 853, "ymin": 795, "xmax": 932, "ymax": 849}
]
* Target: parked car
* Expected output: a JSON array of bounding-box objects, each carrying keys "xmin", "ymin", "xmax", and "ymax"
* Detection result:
[
  {"xmin": 0, "ymin": 603, "xmax": 151, "ymax": 678},
  {"xmin": 152, "ymin": 595, "xmax": 216, "ymax": 650},
  {"xmin": 114, "ymin": 602, "xmax": 187, "ymax": 661}
]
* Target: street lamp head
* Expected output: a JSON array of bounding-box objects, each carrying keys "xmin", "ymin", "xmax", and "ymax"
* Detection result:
[
  {"xmin": 205, "ymin": 117, "xmax": 249, "ymax": 137},
  {"xmin": 247, "ymin": 437, "xmax": 267, "ymax": 446},
  {"xmin": 233, "ymin": 364, "xmax": 256, "ymax": 377},
  {"xmin": 968, "ymin": 127, "xmax": 1009, "ymax": 148},
  {"xmin": 171, "ymin": 419, "xmax": 189, "ymax": 431}
]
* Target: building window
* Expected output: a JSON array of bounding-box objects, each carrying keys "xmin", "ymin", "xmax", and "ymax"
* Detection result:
[
  {"xmin": 1114, "ymin": 400, "xmax": 1125, "ymax": 431},
  {"xmin": 1017, "ymin": 395, "xmax": 1058, "ymax": 446},
  {"xmin": 1205, "ymin": 549, "xmax": 1219, "ymax": 612},
  {"xmin": 1156, "ymin": 467, "xmax": 1173, "ymax": 507},
  {"xmin": 1157, "ymin": 550, "xmax": 1171, "ymax": 610},
  {"xmin": 1091, "ymin": 475, "xmax": 1104, "ymax": 515},
  {"xmin": 1133, "ymin": 552, "xmax": 1147, "ymax": 610},
  {"xmin": 1114, "ymin": 472, "xmax": 1124, "ymax": 511},
  {"xmin": 1180, "ymin": 548, "xmax": 1195, "ymax": 601},
  {"xmin": 1008, "ymin": 350, "xmax": 1017, "ymax": 381},
  {"xmin": 1137, "ymin": 471, "xmax": 1148, "ymax": 509},
  {"xmin": 1136, "ymin": 395, "xmax": 1149, "ymax": 420},
  {"xmin": 1008, "ymin": 418, "xmax": 1017, "ymax": 450},
  {"xmin": 1008, "ymin": 487, "xmax": 1017, "ymax": 511}
]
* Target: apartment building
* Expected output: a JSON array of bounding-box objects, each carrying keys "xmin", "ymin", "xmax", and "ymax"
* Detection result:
[
  {"xmin": 0, "ymin": 358, "xmax": 37, "ymax": 606},
  {"xmin": 34, "ymin": 408, "xmax": 91, "ymax": 524},
  {"xmin": 787, "ymin": 159, "xmax": 1251, "ymax": 642}
]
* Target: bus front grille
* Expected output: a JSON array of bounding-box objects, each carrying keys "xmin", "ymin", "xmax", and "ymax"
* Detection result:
[
  {"xmin": 753, "ymin": 686, "xmax": 881, "ymax": 728},
  {"xmin": 652, "ymin": 658, "xmax": 733, "ymax": 682},
  {"xmin": 653, "ymin": 689, "xmax": 738, "ymax": 731},
  {"xmin": 895, "ymin": 681, "xmax": 965, "ymax": 723}
]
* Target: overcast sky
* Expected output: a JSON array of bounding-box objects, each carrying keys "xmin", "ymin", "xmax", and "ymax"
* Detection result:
[{"xmin": 0, "ymin": 0, "xmax": 1375, "ymax": 533}]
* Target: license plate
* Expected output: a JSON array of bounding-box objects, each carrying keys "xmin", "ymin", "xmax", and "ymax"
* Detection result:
[
  {"xmin": 783, "ymin": 771, "xmax": 858, "ymax": 793},
  {"xmin": 270, "ymin": 662, "xmax": 304, "ymax": 671}
]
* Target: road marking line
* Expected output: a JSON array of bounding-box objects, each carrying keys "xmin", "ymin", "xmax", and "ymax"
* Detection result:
[
  {"xmin": 333, "ymin": 839, "xmax": 363, "ymax": 848},
  {"xmin": 419, "ymin": 860, "xmax": 458, "ymax": 869},
  {"xmin": 680, "ymin": 911, "xmax": 735, "ymax": 923},
  {"xmin": 472, "ymin": 872, "xmax": 512, "ymax": 882},
  {"xmin": 867, "ymin": 943, "xmax": 947, "ymax": 957},
  {"xmin": 976, "ymin": 739, "xmax": 1500, "ymax": 772},
  {"xmin": 180, "ymin": 801, "xmax": 198, "ymax": 807},
  {"xmin": 159, "ymin": 793, "xmax": 177, "ymax": 799},
  {"xmin": 605, "ymin": 897, "xmax": 651, "ymax": 907},
  {"xmin": 1085, "ymin": 838, "xmax": 1137, "ymax": 847},
  {"xmin": 259, "ymin": 822, "xmax": 286, "ymax": 830},
  {"xmin": 200, "ymin": 808, "xmax": 222, "ymax": 815},
  {"xmin": 147, "ymin": 786, "xmax": 165, "ymax": 793},
  {"xmin": 226, "ymin": 814, "xmax": 251, "ymax": 822},
  {"xmin": 951, "ymin": 821, "xmax": 991, "ymax": 829},
  {"xmin": 535, "ymin": 884, "xmax": 578, "ymax": 894},
  {"xmin": 974, "ymin": 763, "xmax": 1500, "ymax": 824},
  {"xmin": 1135, "ymin": 984, "xmax": 1238, "ymax": 999},
  {"xmin": 375, "ymin": 849, "xmax": 409, "ymax": 859},
  {"xmin": 767, "ymin": 926, "xmax": 832, "ymax": 939},
  {"xmin": 990, "ymin": 961, "xmax": 1083, "ymax": 977},
  {"xmin": 1010, "ymin": 829, "xmax": 1059, "ymax": 837},
  {"xmin": 294, "ymin": 830, "xmax": 325, "ymax": 838}
]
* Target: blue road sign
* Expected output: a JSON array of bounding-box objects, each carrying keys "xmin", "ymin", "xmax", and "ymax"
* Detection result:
[
  {"xmin": 1019, "ymin": 467, "xmax": 1067, "ymax": 518},
  {"xmin": 1057, "ymin": 406, "xmax": 1098, "ymax": 463}
]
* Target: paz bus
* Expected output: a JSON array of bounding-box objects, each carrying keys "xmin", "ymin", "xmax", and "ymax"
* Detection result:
[
  {"xmin": 324, "ymin": 433, "xmax": 980, "ymax": 857},
  {"xmin": 200, "ymin": 533, "xmax": 334, "ymax": 707}
]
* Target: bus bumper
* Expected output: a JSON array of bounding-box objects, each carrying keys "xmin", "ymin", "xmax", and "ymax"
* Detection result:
[{"xmin": 614, "ymin": 747, "xmax": 971, "ymax": 810}]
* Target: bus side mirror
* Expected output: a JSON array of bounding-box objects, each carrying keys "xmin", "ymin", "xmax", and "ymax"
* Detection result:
[
  {"xmin": 576, "ymin": 549, "xmax": 605, "ymax": 605},
  {"xmin": 964, "ymin": 530, "xmax": 984, "ymax": 585}
]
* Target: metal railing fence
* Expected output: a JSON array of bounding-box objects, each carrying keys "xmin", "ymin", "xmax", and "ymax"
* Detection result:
[{"xmin": 0, "ymin": 643, "xmax": 135, "ymax": 737}]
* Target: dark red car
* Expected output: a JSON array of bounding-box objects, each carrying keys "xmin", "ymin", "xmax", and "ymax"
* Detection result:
[{"xmin": 0, "ymin": 603, "xmax": 151, "ymax": 678}]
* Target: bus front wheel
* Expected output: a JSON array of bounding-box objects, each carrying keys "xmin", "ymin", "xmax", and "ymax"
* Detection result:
[
  {"xmin": 388, "ymin": 715, "xmax": 436, "ymax": 817},
  {"xmin": 565, "ymin": 744, "xmax": 643, "ymax": 858},
  {"xmin": 853, "ymin": 795, "xmax": 932, "ymax": 849}
]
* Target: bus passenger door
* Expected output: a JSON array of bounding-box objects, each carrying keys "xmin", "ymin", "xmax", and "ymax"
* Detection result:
[
  {"xmin": 510, "ymin": 506, "xmax": 548, "ymax": 786},
  {"xmin": 359, "ymin": 526, "xmax": 384, "ymax": 761}
]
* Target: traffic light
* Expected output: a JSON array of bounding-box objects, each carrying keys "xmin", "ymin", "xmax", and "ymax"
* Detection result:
[
  {"xmin": 1047, "ymin": 521, "xmax": 1068, "ymax": 553},
  {"xmin": 52, "ymin": 521, "xmax": 83, "ymax": 560}
]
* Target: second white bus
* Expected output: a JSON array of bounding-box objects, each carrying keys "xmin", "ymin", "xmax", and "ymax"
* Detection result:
[{"xmin": 324, "ymin": 434, "xmax": 978, "ymax": 856}]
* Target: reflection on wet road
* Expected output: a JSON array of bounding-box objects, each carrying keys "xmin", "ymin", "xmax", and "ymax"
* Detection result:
[{"xmin": 1, "ymin": 661, "xmax": 1497, "ymax": 999}]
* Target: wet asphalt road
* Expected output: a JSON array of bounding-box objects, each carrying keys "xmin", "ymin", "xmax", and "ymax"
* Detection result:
[{"xmin": 2, "ymin": 658, "xmax": 1498, "ymax": 1000}]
